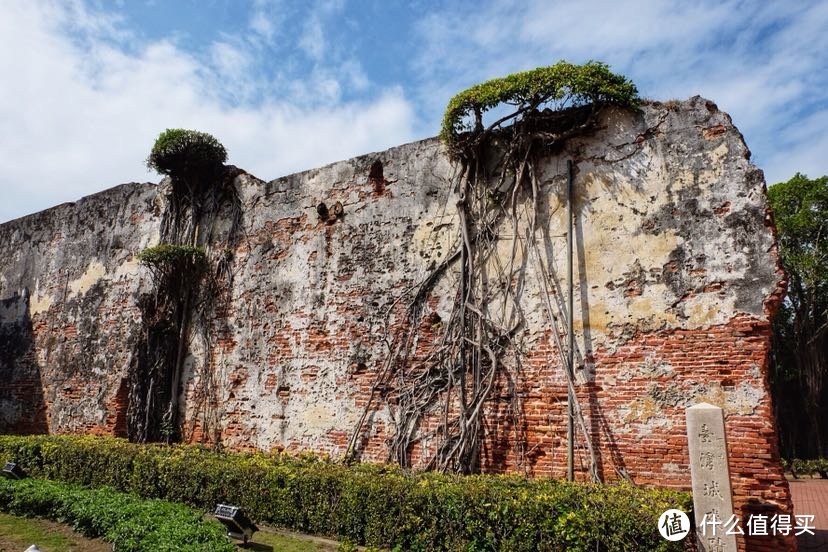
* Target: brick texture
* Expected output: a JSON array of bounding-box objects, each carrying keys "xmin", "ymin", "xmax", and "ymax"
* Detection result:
[{"xmin": 0, "ymin": 98, "xmax": 794, "ymax": 551}]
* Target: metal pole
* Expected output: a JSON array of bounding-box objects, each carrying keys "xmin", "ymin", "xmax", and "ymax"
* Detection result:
[{"xmin": 566, "ymin": 160, "xmax": 575, "ymax": 482}]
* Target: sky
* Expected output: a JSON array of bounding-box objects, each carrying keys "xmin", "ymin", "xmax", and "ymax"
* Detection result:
[{"xmin": 1, "ymin": 0, "xmax": 827, "ymax": 223}]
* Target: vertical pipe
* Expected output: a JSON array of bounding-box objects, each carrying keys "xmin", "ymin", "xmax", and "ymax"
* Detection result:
[{"xmin": 567, "ymin": 160, "xmax": 575, "ymax": 482}]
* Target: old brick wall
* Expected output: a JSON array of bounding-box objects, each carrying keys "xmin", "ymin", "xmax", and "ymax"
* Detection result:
[
  {"xmin": 0, "ymin": 97, "xmax": 793, "ymax": 550},
  {"xmin": 0, "ymin": 183, "xmax": 161, "ymax": 436}
]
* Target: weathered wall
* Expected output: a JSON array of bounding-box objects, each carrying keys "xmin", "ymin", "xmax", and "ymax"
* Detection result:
[
  {"xmin": 0, "ymin": 97, "xmax": 792, "ymax": 550},
  {"xmin": 0, "ymin": 184, "xmax": 161, "ymax": 435}
]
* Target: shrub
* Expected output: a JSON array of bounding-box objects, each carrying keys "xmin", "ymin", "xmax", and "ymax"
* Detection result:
[
  {"xmin": 146, "ymin": 128, "xmax": 227, "ymax": 181},
  {"xmin": 136, "ymin": 244, "xmax": 206, "ymax": 266},
  {"xmin": 0, "ymin": 477, "xmax": 233, "ymax": 552},
  {"xmin": 136, "ymin": 244, "xmax": 207, "ymax": 281},
  {"xmin": 0, "ymin": 435, "xmax": 691, "ymax": 551},
  {"xmin": 785, "ymin": 457, "xmax": 828, "ymax": 478}
]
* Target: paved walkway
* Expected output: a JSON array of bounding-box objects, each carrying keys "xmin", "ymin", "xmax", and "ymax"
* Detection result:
[{"xmin": 789, "ymin": 479, "xmax": 828, "ymax": 551}]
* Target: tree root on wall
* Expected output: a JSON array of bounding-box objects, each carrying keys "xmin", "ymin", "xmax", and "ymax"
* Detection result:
[{"xmin": 348, "ymin": 105, "xmax": 608, "ymax": 476}]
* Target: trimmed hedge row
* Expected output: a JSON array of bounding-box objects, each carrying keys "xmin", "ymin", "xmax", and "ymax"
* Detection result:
[
  {"xmin": 783, "ymin": 458, "xmax": 828, "ymax": 478},
  {"xmin": 0, "ymin": 435, "xmax": 691, "ymax": 551},
  {"xmin": 0, "ymin": 478, "xmax": 233, "ymax": 551}
]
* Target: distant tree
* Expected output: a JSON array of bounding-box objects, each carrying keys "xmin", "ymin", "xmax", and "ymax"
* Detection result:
[{"xmin": 768, "ymin": 173, "xmax": 828, "ymax": 458}]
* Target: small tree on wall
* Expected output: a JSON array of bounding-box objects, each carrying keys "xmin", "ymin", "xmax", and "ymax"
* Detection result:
[
  {"xmin": 147, "ymin": 129, "xmax": 228, "ymax": 197},
  {"xmin": 439, "ymin": 60, "xmax": 638, "ymax": 158},
  {"xmin": 348, "ymin": 61, "xmax": 639, "ymax": 475},
  {"xmin": 131, "ymin": 129, "xmax": 241, "ymax": 445},
  {"xmin": 131, "ymin": 245, "xmax": 207, "ymax": 443},
  {"xmin": 146, "ymin": 128, "xmax": 232, "ymax": 246}
]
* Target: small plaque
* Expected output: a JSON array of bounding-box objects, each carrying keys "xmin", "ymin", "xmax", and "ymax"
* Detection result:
[
  {"xmin": 214, "ymin": 503, "xmax": 258, "ymax": 543},
  {"xmin": 1, "ymin": 462, "xmax": 25, "ymax": 480}
]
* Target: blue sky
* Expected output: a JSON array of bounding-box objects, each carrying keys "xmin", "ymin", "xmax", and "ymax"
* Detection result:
[{"xmin": 1, "ymin": 0, "xmax": 827, "ymax": 222}]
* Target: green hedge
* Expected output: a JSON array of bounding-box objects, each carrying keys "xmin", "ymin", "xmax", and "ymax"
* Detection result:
[
  {"xmin": 783, "ymin": 458, "xmax": 828, "ymax": 478},
  {"xmin": 0, "ymin": 435, "xmax": 691, "ymax": 551},
  {"xmin": 0, "ymin": 478, "xmax": 233, "ymax": 551}
]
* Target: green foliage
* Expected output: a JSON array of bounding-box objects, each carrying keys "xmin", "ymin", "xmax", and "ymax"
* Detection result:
[
  {"xmin": 0, "ymin": 435, "xmax": 691, "ymax": 551},
  {"xmin": 146, "ymin": 128, "xmax": 227, "ymax": 180},
  {"xmin": 783, "ymin": 458, "xmax": 828, "ymax": 478},
  {"xmin": 0, "ymin": 477, "xmax": 233, "ymax": 552},
  {"xmin": 136, "ymin": 244, "xmax": 206, "ymax": 269},
  {"xmin": 768, "ymin": 173, "xmax": 828, "ymax": 296},
  {"xmin": 440, "ymin": 60, "xmax": 639, "ymax": 151},
  {"xmin": 0, "ymin": 512, "xmax": 86, "ymax": 550},
  {"xmin": 767, "ymin": 173, "xmax": 828, "ymax": 457}
]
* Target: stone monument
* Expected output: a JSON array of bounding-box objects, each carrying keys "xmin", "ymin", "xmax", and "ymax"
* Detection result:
[{"xmin": 686, "ymin": 402, "xmax": 737, "ymax": 552}]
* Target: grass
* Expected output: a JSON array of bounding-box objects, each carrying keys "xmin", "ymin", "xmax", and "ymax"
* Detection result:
[
  {"xmin": 0, "ymin": 512, "xmax": 108, "ymax": 552},
  {"xmin": 0, "ymin": 512, "xmax": 339, "ymax": 552},
  {"xmin": 241, "ymin": 527, "xmax": 340, "ymax": 551},
  {"xmin": 0, "ymin": 512, "xmax": 333, "ymax": 552}
]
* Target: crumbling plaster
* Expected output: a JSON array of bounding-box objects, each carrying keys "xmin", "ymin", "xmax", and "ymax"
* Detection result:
[{"xmin": 0, "ymin": 97, "xmax": 792, "ymax": 551}]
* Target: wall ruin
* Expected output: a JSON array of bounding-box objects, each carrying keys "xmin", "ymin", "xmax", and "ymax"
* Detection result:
[{"xmin": 0, "ymin": 97, "xmax": 793, "ymax": 550}]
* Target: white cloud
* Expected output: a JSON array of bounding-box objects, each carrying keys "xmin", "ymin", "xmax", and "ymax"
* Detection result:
[
  {"xmin": 3, "ymin": 0, "xmax": 825, "ymax": 222},
  {"xmin": 296, "ymin": 0, "xmax": 345, "ymax": 62},
  {"xmin": 412, "ymin": 0, "xmax": 828, "ymax": 187},
  {"xmin": 0, "ymin": 1, "xmax": 416, "ymax": 222},
  {"xmin": 249, "ymin": 11, "xmax": 275, "ymax": 40},
  {"xmin": 761, "ymin": 108, "xmax": 828, "ymax": 186},
  {"xmin": 299, "ymin": 16, "xmax": 325, "ymax": 61},
  {"xmin": 247, "ymin": 0, "xmax": 290, "ymax": 45},
  {"xmin": 341, "ymin": 59, "xmax": 369, "ymax": 92},
  {"xmin": 210, "ymin": 41, "xmax": 252, "ymax": 79}
]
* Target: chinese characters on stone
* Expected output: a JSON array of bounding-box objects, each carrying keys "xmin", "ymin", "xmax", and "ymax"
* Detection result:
[{"xmin": 686, "ymin": 403, "xmax": 738, "ymax": 552}]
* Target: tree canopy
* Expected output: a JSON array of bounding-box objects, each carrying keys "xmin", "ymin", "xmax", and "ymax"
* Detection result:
[
  {"xmin": 769, "ymin": 173, "xmax": 828, "ymax": 299},
  {"xmin": 439, "ymin": 60, "xmax": 639, "ymax": 155},
  {"xmin": 146, "ymin": 128, "xmax": 227, "ymax": 181},
  {"xmin": 768, "ymin": 173, "xmax": 828, "ymax": 458}
]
